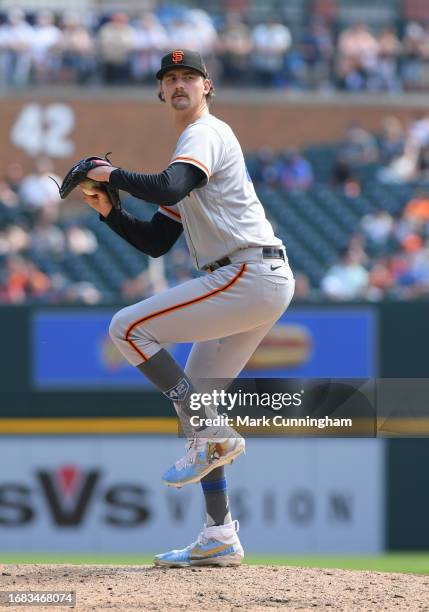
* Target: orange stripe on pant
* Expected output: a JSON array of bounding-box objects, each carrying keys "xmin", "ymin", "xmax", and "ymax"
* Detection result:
[
  {"xmin": 125, "ymin": 264, "xmax": 247, "ymax": 361},
  {"xmin": 160, "ymin": 205, "xmax": 181, "ymax": 220}
]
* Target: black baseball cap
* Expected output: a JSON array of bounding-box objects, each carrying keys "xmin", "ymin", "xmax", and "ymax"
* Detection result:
[{"xmin": 156, "ymin": 49, "xmax": 208, "ymax": 80}]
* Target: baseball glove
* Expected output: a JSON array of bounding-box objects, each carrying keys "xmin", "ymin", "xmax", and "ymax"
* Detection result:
[{"xmin": 54, "ymin": 153, "xmax": 121, "ymax": 209}]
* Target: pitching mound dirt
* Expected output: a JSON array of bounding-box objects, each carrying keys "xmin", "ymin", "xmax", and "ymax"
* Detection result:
[{"xmin": 1, "ymin": 564, "xmax": 428, "ymax": 611}]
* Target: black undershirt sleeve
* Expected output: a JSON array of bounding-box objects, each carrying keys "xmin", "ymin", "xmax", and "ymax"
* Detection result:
[
  {"xmin": 109, "ymin": 162, "xmax": 207, "ymax": 205},
  {"xmin": 101, "ymin": 209, "xmax": 183, "ymax": 258}
]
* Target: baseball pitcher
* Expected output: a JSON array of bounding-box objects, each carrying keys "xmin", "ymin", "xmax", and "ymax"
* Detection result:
[{"xmin": 64, "ymin": 49, "xmax": 295, "ymax": 566}]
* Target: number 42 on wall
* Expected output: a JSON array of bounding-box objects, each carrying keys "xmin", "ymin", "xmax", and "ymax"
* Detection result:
[{"xmin": 10, "ymin": 103, "xmax": 75, "ymax": 157}]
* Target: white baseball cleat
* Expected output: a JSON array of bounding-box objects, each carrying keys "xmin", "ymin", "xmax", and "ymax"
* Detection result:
[
  {"xmin": 154, "ymin": 520, "xmax": 244, "ymax": 567},
  {"xmin": 162, "ymin": 434, "xmax": 245, "ymax": 488}
]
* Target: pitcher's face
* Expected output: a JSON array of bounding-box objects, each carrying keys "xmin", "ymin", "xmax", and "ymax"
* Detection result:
[{"xmin": 160, "ymin": 68, "xmax": 211, "ymax": 112}]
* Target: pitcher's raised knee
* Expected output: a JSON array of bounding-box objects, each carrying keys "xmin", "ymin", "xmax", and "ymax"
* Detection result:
[{"xmin": 109, "ymin": 307, "xmax": 132, "ymax": 344}]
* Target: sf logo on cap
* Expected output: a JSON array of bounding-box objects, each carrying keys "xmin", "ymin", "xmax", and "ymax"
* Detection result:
[{"xmin": 172, "ymin": 50, "xmax": 184, "ymax": 63}]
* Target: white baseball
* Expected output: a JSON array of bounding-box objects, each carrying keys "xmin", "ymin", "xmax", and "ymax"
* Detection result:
[{"xmin": 80, "ymin": 178, "xmax": 100, "ymax": 196}]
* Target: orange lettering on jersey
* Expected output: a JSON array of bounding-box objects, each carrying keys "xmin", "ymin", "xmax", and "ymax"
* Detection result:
[{"xmin": 172, "ymin": 50, "xmax": 184, "ymax": 64}]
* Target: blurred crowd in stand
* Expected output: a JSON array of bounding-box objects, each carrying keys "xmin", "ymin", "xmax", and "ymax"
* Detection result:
[
  {"xmin": 248, "ymin": 148, "xmax": 315, "ymax": 192},
  {"xmin": 1, "ymin": 6, "xmax": 429, "ymax": 91},
  {"xmin": 228, "ymin": 114, "xmax": 429, "ymax": 302},
  {"xmin": 321, "ymin": 116, "xmax": 429, "ymax": 301},
  {"xmin": 320, "ymin": 195, "xmax": 429, "ymax": 301},
  {"xmin": 250, "ymin": 113, "xmax": 429, "ymax": 193},
  {"xmin": 3, "ymin": 113, "xmax": 429, "ymax": 304},
  {"xmin": 0, "ymin": 158, "xmax": 102, "ymax": 304}
]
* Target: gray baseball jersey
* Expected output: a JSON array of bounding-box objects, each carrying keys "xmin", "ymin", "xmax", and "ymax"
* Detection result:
[{"xmin": 159, "ymin": 112, "xmax": 282, "ymax": 269}]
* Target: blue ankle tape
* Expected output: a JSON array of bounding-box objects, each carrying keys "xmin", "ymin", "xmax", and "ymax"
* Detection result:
[{"xmin": 201, "ymin": 478, "xmax": 227, "ymax": 493}]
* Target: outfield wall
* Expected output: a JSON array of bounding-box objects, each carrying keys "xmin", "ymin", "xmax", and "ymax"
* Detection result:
[
  {"xmin": 1, "ymin": 434, "xmax": 428, "ymax": 553},
  {"xmin": 1, "ymin": 301, "xmax": 428, "ymax": 420},
  {"xmin": 0, "ymin": 437, "xmax": 384, "ymax": 554},
  {"xmin": 0, "ymin": 303, "xmax": 428, "ymax": 552}
]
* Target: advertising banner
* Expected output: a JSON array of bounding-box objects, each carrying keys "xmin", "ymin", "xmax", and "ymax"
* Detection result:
[
  {"xmin": 33, "ymin": 307, "xmax": 376, "ymax": 389},
  {"xmin": 0, "ymin": 437, "xmax": 384, "ymax": 553}
]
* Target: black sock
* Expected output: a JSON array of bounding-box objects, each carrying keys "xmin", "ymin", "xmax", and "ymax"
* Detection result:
[
  {"xmin": 137, "ymin": 349, "xmax": 193, "ymax": 413},
  {"xmin": 136, "ymin": 349, "xmax": 214, "ymax": 436},
  {"xmin": 201, "ymin": 466, "xmax": 232, "ymax": 526}
]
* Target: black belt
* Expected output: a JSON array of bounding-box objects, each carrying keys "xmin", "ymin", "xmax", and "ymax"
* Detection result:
[{"xmin": 203, "ymin": 247, "xmax": 285, "ymax": 272}]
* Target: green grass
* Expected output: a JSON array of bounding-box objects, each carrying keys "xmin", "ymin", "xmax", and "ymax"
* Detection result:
[
  {"xmin": 246, "ymin": 553, "xmax": 429, "ymax": 574},
  {"xmin": 1, "ymin": 553, "xmax": 429, "ymax": 574}
]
